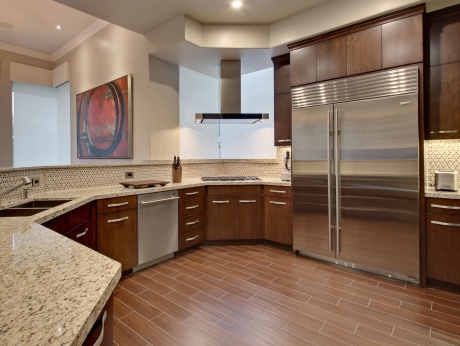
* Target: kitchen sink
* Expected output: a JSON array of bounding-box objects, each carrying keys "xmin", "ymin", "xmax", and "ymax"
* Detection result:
[
  {"xmin": 0, "ymin": 208, "xmax": 49, "ymax": 217},
  {"xmin": 12, "ymin": 199, "xmax": 73, "ymax": 209}
]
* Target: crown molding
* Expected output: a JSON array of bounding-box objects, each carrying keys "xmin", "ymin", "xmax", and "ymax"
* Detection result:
[{"xmin": 0, "ymin": 41, "xmax": 53, "ymax": 61}]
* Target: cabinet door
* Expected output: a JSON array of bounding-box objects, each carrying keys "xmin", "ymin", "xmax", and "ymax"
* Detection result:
[
  {"xmin": 428, "ymin": 13, "xmax": 460, "ymax": 66},
  {"xmin": 428, "ymin": 63, "xmax": 460, "ymax": 139},
  {"xmin": 274, "ymin": 93, "xmax": 292, "ymax": 146},
  {"xmin": 382, "ymin": 15, "xmax": 423, "ymax": 69},
  {"xmin": 316, "ymin": 37, "xmax": 347, "ymax": 82},
  {"xmin": 427, "ymin": 214, "xmax": 460, "ymax": 285},
  {"xmin": 97, "ymin": 209, "xmax": 137, "ymax": 271},
  {"xmin": 235, "ymin": 197, "xmax": 262, "ymax": 239},
  {"xmin": 274, "ymin": 60, "xmax": 291, "ymax": 94},
  {"xmin": 207, "ymin": 197, "xmax": 235, "ymax": 240},
  {"xmin": 347, "ymin": 26, "xmax": 382, "ymax": 76},
  {"xmin": 65, "ymin": 218, "xmax": 96, "ymax": 250},
  {"xmin": 290, "ymin": 45, "xmax": 317, "ymax": 87},
  {"xmin": 264, "ymin": 196, "xmax": 293, "ymax": 245}
]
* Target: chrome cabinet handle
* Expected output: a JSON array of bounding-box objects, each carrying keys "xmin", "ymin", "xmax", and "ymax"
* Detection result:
[
  {"xmin": 335, "ymin": 108, "xmax": 341, "ymax": 254},
  {"xmin": 327, "ymin": 110, "xmax": 332, "ymax": 253},
  {"xmin": 270, "ymin": 201, "xmax": 286, "ymax": 205},
  {"xmin": 269, "ymin": 190, "xmax": 286, "ymax": 194},
  {"xmin": 186, "ymin": 205, "xmax": 199, "ymax": 209},
  {"xmin": 76, "ymin": 228, "xmax": 88, "ymax": 238},
  {"xmin": 186, "ymin": 235, "xmax": 200, "ymax": 241},
  {"xmin": 92, "ymin": 311, "xmax": 107, "ymax": 346},
  {"xmin": 186, "ymin": 220, "xmax": 199, "ymax": 226},
  {"xmin": 277, "ymin": 139, "xmax": 292, "ymax": 142},
  {"xmin": 431, "ymin": 220, "xmax": 460, "ymax": 227},
  {"xmin": 213, "ymin": 200, "xmax": 229, "ymax": 203},
  {"xmin": 431, "ymin": 204, "xmax": 460, "ymax": 210},
  {"xmin": 239, "ymin": 200, "xmax": 256, "ymax": 203},
  {"xmin": 108, "ymin": 202, "xmax": 128, "ymax": 208},
  {"xmin": 141, "ymin": 197, "xmax": 179, "ymax": 205},
  {"xmin": 400, "ymin": 101, "xmax": 412, "ymax": 105},
  {"xmin": 430, "ymin": 130, "xmax": 457, "ymax": 134},
  {"xmin": 186, "ymin": 191, "xmax": 199, "ymax": 195},
  {"xmin": 108, "ymin": 216, "xmax": 128, "ymax": 223}
]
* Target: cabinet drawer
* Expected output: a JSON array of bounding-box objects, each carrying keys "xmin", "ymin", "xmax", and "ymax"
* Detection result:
[
  {"xmin": 426, "ymin": 198, "xmax": 460, "ymax": 216},
  {"xmin": 179, "ymin": 213, "xmax": 206, "ymax": 234},
  {"xmin": 97, "ymin": 195, "xmax": 137, "ymax": 215},
  {"xmin": 264, "ymin": 186, "xmax": 292, "ymax": 198},
  {"xmin": 179, "ymin": 187, "xmax": 205, "ymax": 201},
  {"xmin": 179, "ymin": 228, "xmax": 205, "ymax": 251},
  {"xmin": 179, "ymin": 198, "xmax": 205, "ymax": 217},
  {"xmin": 65, "ymin": 218, "xmax": 95, "ymax": 250},
  {"xmin": 43, "ymin": 202, "xmax": 93, "ymax": 235},
  {"xmin": 208, "ymin": 185, "xmax": 261, "ymax": 196}
]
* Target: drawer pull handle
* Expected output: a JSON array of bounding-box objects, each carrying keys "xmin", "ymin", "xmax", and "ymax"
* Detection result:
[
  {"xmin": 239, "ymin": 200, "xmax": 256, "ymax": 203},
  {"xmin": 270, "ymin": 201, "xmax": 286, "ymax": 205},
  {"xmin": 92, "ymin": 311, "xmax": 107, "ymax": 346},
  {"xmin": 213, "ymin": 200, "xmax": 230, "ymax": 204},
  {"xmin": 108, "ymin": 216, "xmax": 129, "ymax": 223},
  {"xmin": 186, "ymin": 220, "xmax": 199, "ymax": 226},
  {"xmin": 278, "ymin": 139, "xmax": 291, "ymax": 142},
  {"xmin": 400, "ymin": 101, "xmax": 412, "ymax": 105},
  {"xmin": 76, "ymin": 228, "xmax": 88, "ymax": 238},
  {"xmin": 186, "ymin": 235, "xmax": 200, "ymax": 241},
  {"xmin": 108, "ymin": 201, "xmax": 129, "ymax": 207},
  {"xmin": 186, "ymin": 205, "xmax": 199, "ymax": 210},
  {"xmin": 431, "ymin": 220, "xmax": 460, "ymax": 227},
  {"xmin": 431, "ymin": 204, "xmax": 460, "ymax": 210},
  {"xmin": 270, "ymin": 190, "xmax": 286, "ymax": 194},
  {"xmin": 141, "ymin": 197, "xmax": 179, "ymax": 205},
  {"xmin": 186, "ymin": 191, "xmax": 199, "ymax": 195},
  {"xmin": 430, "ymin": 130, "xmax": 457, "ymax": 134}
]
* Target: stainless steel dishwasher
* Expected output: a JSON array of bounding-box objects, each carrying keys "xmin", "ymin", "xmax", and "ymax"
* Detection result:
[{"xmin": 134, "ymin": 190, "xmax": 179, "ymax": 271}]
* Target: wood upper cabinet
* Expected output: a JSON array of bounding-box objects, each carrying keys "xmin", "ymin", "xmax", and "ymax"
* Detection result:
[
  {"xmin": 274, "ymin": 58, "xmax": 291, "ymax": 94},
  {"xmin": 347, "ymin": 26, "xmax": 382, "ymax": 76},
  {"xmin": 427, "ymin": 62, "xmax": 460, "ymax": 139},
  {"xmin": 382, "ymin": 15, "xmax": 423, "ymax": 69},
  {"xmin": 316, "ymin": 36, "xmax": 347, "ymax": 82},
  {"xmin": 207, "ymin": 196, "xmax": 235, "ymax": 240},
  {"xmin": 428, "ymin": 11, "xmax": 460, "ymax": 66},
  {"xmin": 274, "ymin": 93, "xmax": 292, "ymax": 146},
  {"xmin": 290, "ymin": 45, "xmax": 317, "ymax": 87}
]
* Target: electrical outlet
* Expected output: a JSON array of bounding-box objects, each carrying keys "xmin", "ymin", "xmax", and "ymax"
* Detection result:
[
  {"xmin": 32, "ymin": 178, "xmax": 40, "ymax": 187},
  {"xmin": 125, "ymin": 172, "xmax": 134, "ymax": 179}
]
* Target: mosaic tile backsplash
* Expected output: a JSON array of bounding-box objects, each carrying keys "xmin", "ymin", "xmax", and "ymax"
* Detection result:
[
  {"xmin": 0, "ymin": 147, "xmax": 291, "ymax": 206},
  {"xmin": 425, "ymin": 140, "xmax": 460, "ymax": 187}
]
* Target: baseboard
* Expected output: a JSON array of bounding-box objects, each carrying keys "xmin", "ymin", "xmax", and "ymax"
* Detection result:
[
  {"xmin": 427, "ymin": 278, "xmax": 460, "ymax": 294},
  {"xmin": 203, "ymin": 239, "xmax": 265, "ymax": 246}
]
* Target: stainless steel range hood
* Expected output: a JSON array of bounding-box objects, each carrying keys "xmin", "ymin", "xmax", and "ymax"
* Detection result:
[{"xmin": 195, "ymin": 60, "xmax": 269, "ymax": 124}]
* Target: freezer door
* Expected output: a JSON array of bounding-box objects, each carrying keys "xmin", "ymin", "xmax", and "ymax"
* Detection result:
[
  {"xmin": 292, "ymin": 104, "xmax": 335, "ymax": 257},
  {"xmin": 335, "ymin": 94, "xmax": 419, "ymax": 279}
]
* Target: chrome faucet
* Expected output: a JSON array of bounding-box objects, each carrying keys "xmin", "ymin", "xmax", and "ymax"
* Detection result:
[{"xmin": 0, "ymin": 176, "xmax": 32, "ymax": 202}]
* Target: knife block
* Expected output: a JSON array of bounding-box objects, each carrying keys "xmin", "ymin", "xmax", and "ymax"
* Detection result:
[{"xmin": 172, "ymin": 166, "xmax": 182, "ymax": 183}]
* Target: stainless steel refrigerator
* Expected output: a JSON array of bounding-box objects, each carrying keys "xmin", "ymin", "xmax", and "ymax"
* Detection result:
[{"xmin": 292, "ymin": 66, "xmax": 420, "ymax": 283}]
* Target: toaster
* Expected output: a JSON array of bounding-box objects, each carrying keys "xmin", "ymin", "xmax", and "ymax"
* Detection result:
[{"xmin": 435, "ymin": 170, "xmax": 458, "ymax": 191}]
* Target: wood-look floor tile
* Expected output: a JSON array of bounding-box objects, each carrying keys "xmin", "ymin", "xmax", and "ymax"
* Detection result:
[
  {"xmin": 218, "ymin": 251, "xmax": 272, "ymax": 266},
  {"xmin": 189, "ymin": 250, "xmax": 229, "ymax": 266},
  {"xmin": 400, "ymin": 301, "xmax": 460, "ymax": 327},
  {"xmin": 164, "ymin": 290, "xmax": 224, "ymax": 323},
  {"xmin": 150, "ymin": 263, "xmax": 182, "ymax": 278},
  {"xmin": 248, "ymin": 276, "xmax": 311, "ymax": 303},
  {"xmin": 174, "ymin": 273, "xmax": 227, "ymax": 298},
  {"xmin": 151, "ymin": 313, "xmax": 206, "ymax": 345},
  {"xmin": 113, "ymin": 284, "xmax": 122, "ymax": 293},
  {"xmin": 306, "ymin": 297, "xmax": 394, "ymax": 335},
  {"xmin": 161, "ymin": 261, "xmax": 204, "ymax": 279},
  {"xmin": 200, "ymin": 261, "xmax": 252, "ymax": 280},
  {"xmin": 392, "ymin": 327, "xmax": 450, "ymax": 346},
  {"xmin": 246, "ymin": 262, "xmax": 302, "ymax": 282},
  {"xmin": 433, "ymin": 303, "xmax": 460, "ymax": 319},
  {"xmin": 199, "ymin": 250, "xmax": 251, "ymax": 266},
  {"xmin": 177, "ymin": 252, "xmax": 207, "ymax": 264},
  {"xmin": 180, "ymin": 260, "xmax": 228, "ymax": 279},
  {"xmin": 203, "ymin": 245, "xmax": 230, "ymax": 253},
  {"xmin": 248, "ymin": 319, "xmax": 315, "ymax": 346},
  {"xmin": 355, "ymin": 324, "xmax": 416, "ymax": 346},
  {"xmin": 129, "ymin": 273, "xmax": 173, "ymax": 296},
  {"xmin": 117, "ymin": 277, "xmax": 147, "ymax": 295},
  {"xmin": 199, "ymin": 274, "xmax": 254, "ymax": 300},
  {"xmin": 431, "ymin": 328, "xmax": 460, "ymax": 346},
  {"xmin": 290, "ymin": 263, "xmax": 354, "ymax": 285},
  {"xmin": 242, "ymin": 250, "xmax": 294, "ymax": 268},
  {"xmin": 222, "ymin": 275, "xmax": 282, "ymax": 301},
  {"xmin": 283, "ymin": 320, "xmax": 348, "ymax": 345},
  {"xmin": 120, "ymin": 312, "xmax": 184, "ymax": 345},
  {"xmin": 224, "ymin": 261, "xmax": 276, "ymax": 281},
  {"xmin": 405, "ymin": 285, "xmax": 460, "ymax": 304},
  {"xmin": 269, "ymin": 263, "xmax": 327, "ymax": 284},
  {"xmin": 113, "ymin": 289, "xmax": 163, "ymax": 320},
  {"xmin": 113, "ymin": 317, "xmax": 148, "ymax": 346},
  {"xmin": 149, "ymin": 272, "xmax": 198, "ymax": 297},
  {"xmin": 216, "ymin": 317, "xmax": 276, "ymax": 346},
  {"xmin": 337, "ymin": 266, "xmax": 403, "ymax": 287},
  {"xmin": 310, "ymin": 264, "xmax": 379, "ymax": 287},
  {"xmin": 138, "ymin": 289, "xmax": 193, "ymax": 322},
  {"xmin": 136, "ymin": 266, "xmax": 158, "ymax": 278},
  {"xmin": 320, "ymin": 323, "xmax": 382, "ymax": 346},
  {"xmin": 220, "ymin": 245, "xmax": 249, "ymax": 254},
  {"xmin": 113, "ymin": 298, "xmax": 133, "ymax": 319}
]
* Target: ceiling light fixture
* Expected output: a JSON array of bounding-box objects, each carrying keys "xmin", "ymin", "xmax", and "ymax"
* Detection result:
[
  {"xmin": 231, "ymin": 1, "xmax": 242, "ymax": 9},
  {"xmin": 56, "ymin": 25, "xmax": 62, "ymax": 30}
]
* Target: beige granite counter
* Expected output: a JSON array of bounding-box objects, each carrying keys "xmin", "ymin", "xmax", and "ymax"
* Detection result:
[
  {"xmin": 425, "ymin": 186, "xmax": 460, "ymax": 199},
  {"xmin": 0, "ymin": 177, "xmax": 289, "ymax": 345}
]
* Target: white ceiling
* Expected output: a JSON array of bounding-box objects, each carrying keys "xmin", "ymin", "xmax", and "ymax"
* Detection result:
[
  {"xmin": 54, "ymin": 0, "xmax": 332, "ymax": 34},
  {"xmin": 0, "ymin": 0, "xmax": 98, "ymax": 54}
]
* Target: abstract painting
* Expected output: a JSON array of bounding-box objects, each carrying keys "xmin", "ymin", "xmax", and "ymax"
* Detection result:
[{"xmin": 77, "ymin": 75, "xmax": 132, "ymax": 158}]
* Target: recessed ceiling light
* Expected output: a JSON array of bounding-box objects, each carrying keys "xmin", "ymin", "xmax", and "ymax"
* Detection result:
[
  {"xmin": 232, "ymin": 1, "xmax": 242, "ymax": 9},
  {"xmin": 56, "ymin": 25, "xmax": 62, "ymax": 30}
]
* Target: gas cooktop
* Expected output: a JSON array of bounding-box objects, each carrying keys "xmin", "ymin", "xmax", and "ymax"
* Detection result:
[{"xmin": 201, "ymin": 176, "xmax": 261, "ymax": 181}]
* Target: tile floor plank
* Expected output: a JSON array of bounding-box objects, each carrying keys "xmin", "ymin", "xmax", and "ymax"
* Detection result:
[
  {"xmin": 320, "ymin": 323, "xmax": 382, "ymax": 346},
  {"xmin": 222, "ymin": 275, "xmax": 282, "ymax": 301},
  {"xmin": 392, "ymin": 327, "xmax": 451, "ymax": 346},
  {"xmin": 283, "ymin": 320, "xmax": 349, "ymax": 345},
  {"xmin": 148, "ymin": 272, "xmax": 199, "ymax": 297},
  {"xmin": 116, "ymin": 277, "xmax": 147, "ymax": 295},
  {"xmin": 174, "ymin": 273, "xmax": 227, "ymax": 298},
  {"xmin": 113, "ymin": 298, "xmax": 133, "ymax": 319},
  {"xmin": 355, "ymin": 324, "xmax": 416, "ymax": 346},
  {"xmin": 113, "ymin": 288, "xmax": 163, "ymax": 320},
  {"xmin": 113, "ymin": 317, "xmax": 148, "ymax": 346},
  {"xmin": 224, "ymin": 261, "xmax": 277, "ymax": 281},
  {"xmin": 129, "ymin": 273, "xmax": 173, "ymax": 296},
  {"xmin": 199, "ymin": 274, "xmax": 255, "ymax": 300},
  {"xmin": 137, "ymin": 289, "xmax": 193, "ymax": 322}
]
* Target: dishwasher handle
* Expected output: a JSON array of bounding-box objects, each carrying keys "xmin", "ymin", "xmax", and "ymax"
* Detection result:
[{"xmin": 141, "ymin": 196, "xmax": 179, "ymax": 205}]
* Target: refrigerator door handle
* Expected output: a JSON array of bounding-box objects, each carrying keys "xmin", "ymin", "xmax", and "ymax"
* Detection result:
[
  {"xmin": 334, "ymin": 109, "xmax": 341, "ymax": 254},
  {"xmin": 327, "ymin": 110, "xmax": 332, "ymax": 253}
]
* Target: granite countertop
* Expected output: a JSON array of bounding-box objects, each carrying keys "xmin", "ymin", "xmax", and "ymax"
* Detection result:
[
  {"xmin": 425, "ymin": 186, "xmax": 460, "ymax": 199},
  {"xmin": 0, "ymin": 177, "xmax": 289, "ymax": 345}
]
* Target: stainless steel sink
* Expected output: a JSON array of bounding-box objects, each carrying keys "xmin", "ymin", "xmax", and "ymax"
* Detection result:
[
  {"xmin": 12, "ymin": 199, "xmax": 73, "ymax": 208},
  {"xmin": 0, "ymin": 208, "xmax": 49, "ymax": 217}
]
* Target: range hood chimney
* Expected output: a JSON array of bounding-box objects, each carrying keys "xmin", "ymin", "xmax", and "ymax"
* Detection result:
[{"xmin": 195, "ymin": 60, "xmax": 269, "ymax": 124}]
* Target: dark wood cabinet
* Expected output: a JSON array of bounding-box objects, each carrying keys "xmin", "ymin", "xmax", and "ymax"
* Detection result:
[
  {"xmin": 427, "ymin": 62, "xmax": 460, "ymax": 139},
  {"xmin": 274, "ymin": 93, "xmax": 292, "ymax": 146},
  {"xmin": 316, "ymin": 36, "xmax": 347, "ymax": 82},
  {"xmin": 235, "ymin": 196, "xmax": 262, "ymax": 239},
  {"xmin": 290, "ymin": 45, "xmax": 316, "ymax": 87},
  {"xmin": 83, "ymin": 294, "xmax": 113, "ymax": 346},
  {"xmin": 428, "ymin": 9, "xmax": 460, "ymax": 66},
  {"xmin": 207, "ymin": 196, "xmax": 235, "ymax": 240},
  {"xmin": 382, "ymin": 14, "xmax": 423, "ymax": 69},
  {"xmin": 347, "ymin": 26, "xmax": 382, "ymax": 76},
  {"xmin": 178, "ymin": 187, "xmax": 206, "ymax": 251},
  {"xmin": 273, "ymin": 57, "xmax": 291, "ymax": 94},
  {"xmin": 264, "ymin": 186, "xmax": 292, "ymax": 245}
]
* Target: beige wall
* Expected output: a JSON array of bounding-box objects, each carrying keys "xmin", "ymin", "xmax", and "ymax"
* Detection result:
[{"xmin": 0, "ymin": 49, "xmax": 53, "ymax": 167}]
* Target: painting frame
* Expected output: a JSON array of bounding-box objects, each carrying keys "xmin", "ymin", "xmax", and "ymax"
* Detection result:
[{"xmin": 76, "ymin": 74, "xmax": 133, "ymax": 159}]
